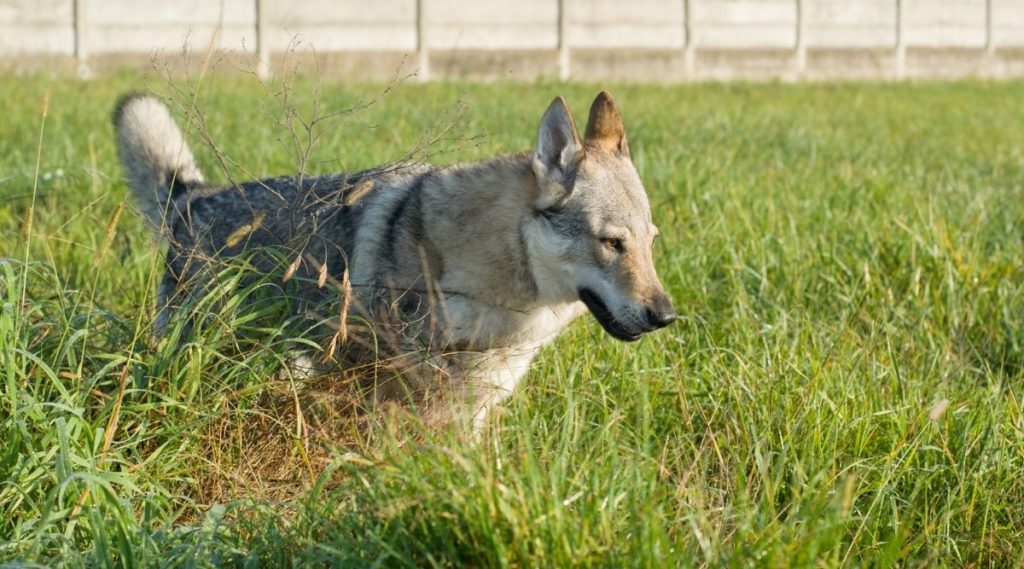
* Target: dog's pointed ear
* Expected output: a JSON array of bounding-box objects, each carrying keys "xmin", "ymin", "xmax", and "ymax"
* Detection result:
[
  {"xmin": 584, "ymin": 91, "xmax": 629, "ymax": 157},
  {"xmin": 532, "ymin": 96, "xmax": 583, "ymax": 210}
]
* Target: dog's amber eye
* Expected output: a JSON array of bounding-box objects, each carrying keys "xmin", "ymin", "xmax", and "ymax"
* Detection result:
[{"xmin": 600, "ymin": 237, "xmax": 624, "ymax": 252}]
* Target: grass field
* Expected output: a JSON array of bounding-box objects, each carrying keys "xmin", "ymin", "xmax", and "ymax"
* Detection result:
[{"xmin": 1, "ymin": 71, "xmax": 1023, "ymax": 567}]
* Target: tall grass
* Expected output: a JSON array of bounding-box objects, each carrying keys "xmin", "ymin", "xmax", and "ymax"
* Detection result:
[{"xmin": 1, "ymin": 73, "xmax": 1023, "ymax": 566}]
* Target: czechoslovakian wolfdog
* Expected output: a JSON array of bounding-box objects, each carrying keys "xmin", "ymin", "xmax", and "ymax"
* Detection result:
[{"xmin": 114, "ymin": 90, "xmax": 676, "ymax": 430}]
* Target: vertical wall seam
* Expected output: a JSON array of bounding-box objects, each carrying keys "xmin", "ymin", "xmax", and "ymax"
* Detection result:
[
  {"xmin": 417, "ymin": 0, "xmax": 430, "ymax": 81},
  {"xmin": 73, "ymin": 0, "xmax": 91, "ymax": 78},
  {"xmin": 895, "ymin": 0, "xmax": 906, "ymax": 80},
  {"xmin": 256, "ymin": 0, "xmax": 269, "ymax": 79},
  {"xmin": 558, "ymin": 0, "xmax": 570, "ymax": 81}
]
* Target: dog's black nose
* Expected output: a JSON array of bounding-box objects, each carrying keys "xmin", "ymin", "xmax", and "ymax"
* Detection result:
[{"xmin": 646, "ymin": 306, "xmax": 677, "ymax": 329}]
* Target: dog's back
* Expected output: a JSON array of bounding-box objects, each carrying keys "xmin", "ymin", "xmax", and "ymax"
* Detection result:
[{"xmin": 113, "ymin": 93, "xmax": 430, "ymax": 332}]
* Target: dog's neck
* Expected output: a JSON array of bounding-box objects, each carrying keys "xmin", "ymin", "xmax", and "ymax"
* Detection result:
[
  {"xmin": 365, "ymin": 153, "xmax": 585, "ymax": 351},
  {"xmin": 420, "ymin": 153, "xmax": 546, "ymax": 306}
]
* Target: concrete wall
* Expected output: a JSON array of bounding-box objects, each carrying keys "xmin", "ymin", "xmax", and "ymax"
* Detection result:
[
  {"xmin": 993, "ymin": 0, "xmax": 1024, "ymax": 45},
  {"xmin": 568, "ymin": 0, "xmax": 684, "ymax": 49},
  {"xmin": 266, "ymin": 0, "xmax": 417, "ymax": 52},
  {"xmin": 1, "ymin": 0, "xmax": 1023, "ymax": 80},
  {"xmin": 906, "ymin": 0, "xmax": 987, "ymax": 46},
  {"xmin": 806, "ymin": 1, "xmax": 896, "ymax": 48},
  {"xmin": 696, "ymin": 0, "xmax": 796, "ymax": 48},
  {"xmin": 0, "ymin": 0, "xmax": 74, "ymax": 54},
  {"xmin": 87, "ymin": 0, "xmax": 256, "ymax": 53}
]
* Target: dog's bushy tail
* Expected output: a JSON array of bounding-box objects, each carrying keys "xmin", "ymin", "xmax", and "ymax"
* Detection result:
[{"xmin": 113, "ymin": 93, "xmax": 205, "ymax": 229}]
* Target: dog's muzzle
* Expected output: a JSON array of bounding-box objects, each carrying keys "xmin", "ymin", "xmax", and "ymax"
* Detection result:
[{"xmin": 579, "ymin": 288, "xmax": 676, "ymax": 342}]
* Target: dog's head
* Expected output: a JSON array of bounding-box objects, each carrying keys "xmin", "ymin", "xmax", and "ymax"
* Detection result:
[{"xmin": 524, "ymin": 91, "xmax": 675, "ymax": 341}]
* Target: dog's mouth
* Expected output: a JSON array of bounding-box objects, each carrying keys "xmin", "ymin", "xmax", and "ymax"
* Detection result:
[{"xmin": 578, "ymin": 288, "xmax": 642, "ymax": 342}]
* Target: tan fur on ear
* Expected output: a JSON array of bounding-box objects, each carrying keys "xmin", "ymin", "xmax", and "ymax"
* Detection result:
[{"xmin": 584, "ymin": 91, "xmax": 629, "ymax": 156}]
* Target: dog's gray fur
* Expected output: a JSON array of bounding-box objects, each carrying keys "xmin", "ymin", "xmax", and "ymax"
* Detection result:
[{"xmin": 114, "ymin": 91, "xmax": 675, "ymax": 429}]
